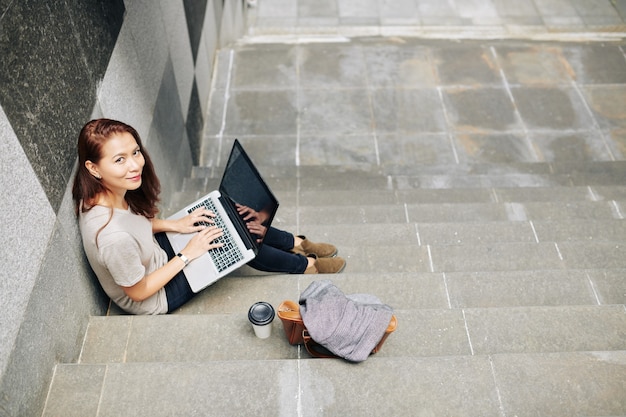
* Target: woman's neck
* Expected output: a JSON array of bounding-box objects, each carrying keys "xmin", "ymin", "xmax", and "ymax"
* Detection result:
[{"xmin": 95, "ymin": 191, "xmax": 128, "ymax": 210}]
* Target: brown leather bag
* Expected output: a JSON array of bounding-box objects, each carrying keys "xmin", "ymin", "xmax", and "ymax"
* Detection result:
[
  {"xmin": 277, "ymin": 300, "xmax": 398, "ymax": 358},
  {"xmin": 277, "ymin": 300, "xmax": 307, "ymax": 345}
]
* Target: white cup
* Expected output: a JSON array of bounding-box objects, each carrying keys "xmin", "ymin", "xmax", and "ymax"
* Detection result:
[{"xmin": 248, "ymin": 302, "xmax": 275, "ymax": 339}]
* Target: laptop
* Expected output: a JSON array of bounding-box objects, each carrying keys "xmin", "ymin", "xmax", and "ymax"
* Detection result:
[{"xmin": 165, "ymin": 139, "xmax": 279, "ymax": 292}]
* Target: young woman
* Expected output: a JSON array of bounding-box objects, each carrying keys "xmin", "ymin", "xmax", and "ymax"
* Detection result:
[{"xmin": 72, "ymin": 119, "xmax": 345, "ymax": 315}]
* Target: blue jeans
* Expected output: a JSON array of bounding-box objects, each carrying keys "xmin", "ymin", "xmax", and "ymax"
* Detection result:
[
  {"xmin": 155, "ymin": 227, "xmax": 308, "ymax": 312},
  {"xmin": 248, "ymin": 227, "xmax": 309, "ymax": 274}
]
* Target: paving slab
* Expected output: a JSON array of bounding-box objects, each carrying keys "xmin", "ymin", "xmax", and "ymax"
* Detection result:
[
  {"xmin": 492, "ymin": 351, "xmax": 626, "ymax": 417},
  {"xmin": 396, "ymin": 187, "xmax": 497, "ymax": 203},
  {"xmin": 373, "ymin": 88, "xmax": 448, "ymax": 133},
  {"xmin": 511, "ymin": 85, "xmax": 595, "ymax": 130},
  {"xmin": 299, "ymin": 189, "xmax": 398, "ymax": 205},
  {"xmin": 452, "ymin": 131, "xmax": 537, "ymax": 163},
  {"xmin": 394, "ymin": 172, "xmax": 572, "ymax": 188},
  {"xmin": 297, "ymin": 223, "xmax": 418, "ymax": 247},
  {"xmin": 344, "ymin": 244, "xmax": 432, "ymax": 273},
  {"xmin": 42, "ymin": 365, "xmax": 106, "ymax": 417},
  {"xmin": 445, "ymin": 269, "xmax": 599, "ymax": 307},
  {"xmin": 566, "ymin": 162, "xmax": 626, "ymax": 185},
  {"xmin": 583, "ymin": 84, "xmax": 626, "ymax": 130},
  {"xmin": 101, "ymin": 361, "xmax": 298, "ymax": 417},
  {"xmin": 363, "ymin": 43, "xmax": 437, "ymax": 87},
  {"xmin": 298, "ymin": 204, "xmax": 407, "ymax": 224},
  {"xmin": 417, "ymin": 220, "xmax": 537, "ymax": 245},
  {"xmin": 494, "ymin": 185, "xmax": 592, "ymax": 201},
  {"xmin": 495, "ymin": 43, "xmax": 575, "ymax": 85},
  {"xmin": 298, "ymin": 134, "xmax": 379, "ymax": 165},
  {"xmin": 532, "ymin": 219, "xmax": 626, "ymax": 242},
  {"xmin": 298, "ymin": 355, "xmax": 502, "ymax": 417},
  {"xmin": 377, "ymin": 132, "xmax": 459, "ymax": 165},
  {"xmin": 444, "ymin": 86, "xmax": 522, "ymax": 132},
  {"xmin": 558, "ymin": 241, "xmax": 626, "ymax": 269},
  {"xmin": 250, "ymin": 0, "xmax": 626, "ymax": 33},
  {"xmin": 430, "ymin": 241, "xmax": 565, "ymax": 272},
  {"xmin": 586, "ymin": 268, "xmax": 626, "ymax": 304},
  {"xmin": 435, "ymin": 44, "xmax": 503, "ymax": 85},
  {"xmin": 406, "ymin": 202, "xmax": 513, "ymax": 222},
  {"xmin": 79, "ymin": 317, "xmax": 132, "ymax": 363},
  {"xmin": 530, "ymin": 130, "xmax": 616, "ymax": 162},
  {"xmin": 522, "ymin": 200, "xmax": 620, "ymax": 220},
  {"xmin": 466, "ymin": 305, "xmax": 626, "ymax": 354}
]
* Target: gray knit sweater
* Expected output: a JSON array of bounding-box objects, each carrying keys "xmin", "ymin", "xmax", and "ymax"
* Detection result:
[{"xmin": 298, "ymin": 280, "xmax": 394, "ymax": 362}]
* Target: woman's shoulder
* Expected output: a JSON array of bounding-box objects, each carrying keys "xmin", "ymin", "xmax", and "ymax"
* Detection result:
[
  {"xmin": 81, "ymin": 204, "xmax": 139, "ymax": 218},
  {"xmin": 80, "ymin": 205, "xmax": 143, "ymax": 234},
  {"xmin": 79, "ymin": 205, "xmax": 109, "ymax": 226}
]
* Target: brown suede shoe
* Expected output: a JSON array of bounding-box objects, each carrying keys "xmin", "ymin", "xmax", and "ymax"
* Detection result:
[
  {"xmin": 293, "ymin": 235, "xmax": 338, "ymax": 258},
  {"xmin": 304, "ymin": 255, "xmax": 346, "ymax": 274}
]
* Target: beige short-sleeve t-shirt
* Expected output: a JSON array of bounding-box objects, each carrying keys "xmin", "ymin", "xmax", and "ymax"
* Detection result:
[{"xmin": 79, "ymin": 205, "xmax": 168, "ymax": 315}]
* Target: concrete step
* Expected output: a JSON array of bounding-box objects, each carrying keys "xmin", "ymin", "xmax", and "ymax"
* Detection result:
[
  {"xmin": 156, "ymin": 240, "xmax": 625, "ymax": 274},
  {"xmin": 187, "ymin": 162, "xmax": 626, "ymax": 189},
  {"xmin": 191, "ymin": 160, "xmax": 626, "ymax": 179},
  {"xmin": 172, "ymin": 171, "xmax": 626, "ymax": 202},
  {"xmin": 165, "ymin": 187, "xmax": 626, "ymax": 220},
  {"xmin": 61, "ymin": 147, "xmax": 626, "ymax": 417},
  {"xmin": 79, "ymin": 303, "xmax": 626, "ymax": 364},
  {"xmin": 302, "ymin": 189, "xmax": 624, "ymax": 212},
  {"xmin": 103, "ymin": 268, "xmax": 625, "ymax": 316},
  {"xmin": 287, "ymin": 200, "xmax": 623, "ymax": 224},
  {"xmin": 43, "ymin": 351, "xmax": 626, "ymax": 417},
  {"xmin": 184, "ymin": 172, "xmax": 626, "ymax": 196}
]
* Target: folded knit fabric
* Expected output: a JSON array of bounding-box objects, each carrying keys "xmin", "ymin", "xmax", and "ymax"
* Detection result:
[{"xmin": 298, "ymin": 280, "xmax": 393, "ymax": 362}]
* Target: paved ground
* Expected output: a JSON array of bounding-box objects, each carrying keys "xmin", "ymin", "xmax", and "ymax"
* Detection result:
[
  {"xmin": 247, "ymin": 0, "xmax": 626, "ymax": 39},
  {"xmin": 200, "ymin": 37, "xmax": 626, "ymax": 170}
]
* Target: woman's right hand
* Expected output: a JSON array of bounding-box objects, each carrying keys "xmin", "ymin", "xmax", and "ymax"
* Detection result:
[{"xmin": 181, "ymin": 225, "xmax": 224, "ymax": 261}]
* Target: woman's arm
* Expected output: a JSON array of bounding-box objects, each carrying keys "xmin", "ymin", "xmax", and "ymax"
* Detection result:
[
  {"xmin": 123, "ymin": 256, "xmax": 188, "ymax": 301},
  {"xmin": 152, "ymin": 207, "xmax": 216, "ymax": 234},
  {"xmin": 124, "ymin": 224, "xmax": 224, "ymax": 302}
]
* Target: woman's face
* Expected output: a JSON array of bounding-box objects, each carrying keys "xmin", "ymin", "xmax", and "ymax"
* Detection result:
[{"xmin": 86, "ymin": 131, "xmax": 145, "ymax": 195}]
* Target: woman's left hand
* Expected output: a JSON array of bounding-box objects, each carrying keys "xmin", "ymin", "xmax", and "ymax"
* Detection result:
[
  {"xmin": 246, "ymin": 220, "xmax": 267, "ymax": 243},
  {"xmin": 176, "ymin": 208, "xmax": 216, "ymax": 234}
]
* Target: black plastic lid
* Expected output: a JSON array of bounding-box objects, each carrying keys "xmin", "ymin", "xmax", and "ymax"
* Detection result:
[{"xmin": 248, "ymin": 302, "xmax": 275, "ymax": 326}]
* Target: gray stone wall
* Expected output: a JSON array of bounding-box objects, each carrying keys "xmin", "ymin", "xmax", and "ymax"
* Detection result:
[{"xmin": 0, "ymin": 0, "xmax": 246, "ymax": 415}]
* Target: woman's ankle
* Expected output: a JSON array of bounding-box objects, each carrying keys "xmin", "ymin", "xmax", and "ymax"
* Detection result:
[{"xmin": 293, "ymin": 235, "xmax": 304, "ymax": 248}]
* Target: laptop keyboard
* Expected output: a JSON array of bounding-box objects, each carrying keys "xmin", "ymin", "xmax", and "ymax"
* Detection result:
[{"xmin": 188, "ymin": 198, "xmax": 245, "ymax": 272}]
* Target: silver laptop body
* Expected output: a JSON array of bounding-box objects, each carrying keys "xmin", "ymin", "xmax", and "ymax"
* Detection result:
[
  {"xmin": 165, "ymin": 190, "xmax": 255, "ymax": 292},
  {"xmin": 164, "ymin": 139, "xmax": 279, "ymax": 293}
]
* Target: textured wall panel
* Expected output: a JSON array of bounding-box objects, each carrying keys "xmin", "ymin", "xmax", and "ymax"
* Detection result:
[
  {"xmin": 186, "ymin": 80, "xmax": 204, "ymax": 165},
  {"xmin": 149, "ymin": 57, "xmax": 191, "ymax": 208},
  {"xmin": 0, "ymin": 0, "xmax": 124, "ymax": 212},
  {"xmin": 0, "ymin": 222, "xmax": 107, "ymax": 417},
  {"xmin": 183, "ymin": 0, "xmax": 209, "ymax": 63},
  {"xmin": 0, "ymin": 105, "xmax": 56, "ymax": 382},
  {"xmin": 160, "ymin": 0, "xmax": 196, "ymax": 121}
]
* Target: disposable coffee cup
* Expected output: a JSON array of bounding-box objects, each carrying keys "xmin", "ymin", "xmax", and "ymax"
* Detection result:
[{"xmin": 248, "ymin": 301, "xmax": 275, "ymax": 339}]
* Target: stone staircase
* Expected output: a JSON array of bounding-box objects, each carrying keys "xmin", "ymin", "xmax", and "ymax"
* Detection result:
[{"xmin": 42, "ymin": 159, "xmax": 626, "ymax": 416}]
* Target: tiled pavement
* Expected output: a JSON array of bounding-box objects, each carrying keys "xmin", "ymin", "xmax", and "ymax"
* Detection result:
[
  {"xmin": 248, "ymin": 0, "xmax": 626, "ymax": 38},
  {"xmin": 42, "ymin": 1, "xmax": 626, "ymax": 416}
]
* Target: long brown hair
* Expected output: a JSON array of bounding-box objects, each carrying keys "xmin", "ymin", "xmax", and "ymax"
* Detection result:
[{"xmin": 72, "ymin": 119, "xmax": 161, "ymax": 218}]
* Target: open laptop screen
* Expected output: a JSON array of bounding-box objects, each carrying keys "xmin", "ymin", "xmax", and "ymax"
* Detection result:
[{"xmin": 219, "ymin": 139, "xmax": 279, "ymax": 247}]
